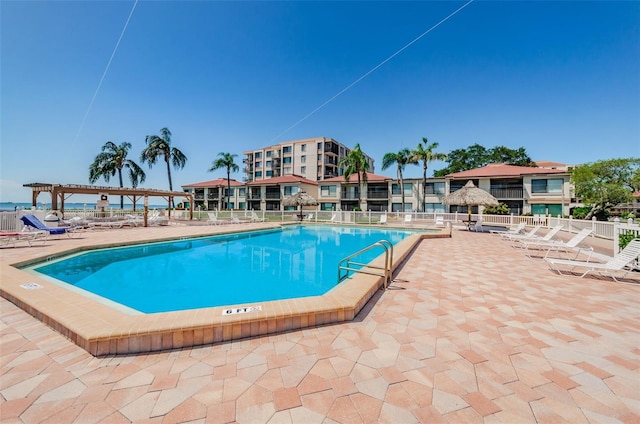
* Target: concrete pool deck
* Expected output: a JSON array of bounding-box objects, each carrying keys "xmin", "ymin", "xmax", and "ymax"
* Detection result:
[
  {"xmin": 1, "ymin": 223, "xmax": 447, "ymax": 356},
  {"xmin": 1, "ymin": 224, "xmax": 639, "ymax": 422}
]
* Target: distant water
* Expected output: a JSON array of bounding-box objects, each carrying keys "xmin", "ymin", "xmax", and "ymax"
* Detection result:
[{"xmin": 0, "ymin": 202, "xmax": 167, "ymax": 211}]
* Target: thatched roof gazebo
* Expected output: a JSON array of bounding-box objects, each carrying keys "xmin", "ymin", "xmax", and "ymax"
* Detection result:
[
  {"xmin": 443, "ymin": 180, "xmax": 499, "ymax": 220},
  {"xmin": 283, "ymin": 191, "xmax": 318, "ymax": 221}
]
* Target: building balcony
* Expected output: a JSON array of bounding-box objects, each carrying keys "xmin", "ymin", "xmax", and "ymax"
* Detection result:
[
  {"xmin": 366, "ymin": 191, "xmax": 389, "ymax": 199},
  {"xmin": 490, "ymin": 188, "xmax": 524, "ymax": 199},
  {"xmin": 265, "ymin": 193, "xmax": 281, "ymax": 200}
]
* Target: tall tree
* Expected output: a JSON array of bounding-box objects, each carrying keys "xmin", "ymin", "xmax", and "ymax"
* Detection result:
[
  {"xmin": 140, "ymin": 128, "xmax": 187, "ymax": 206},
  {"xmin": 89, "ymin": 141, "xmax": 146, "ymax": 209},
  {"xmin": 382, "ymin": 148, "xmax": 414, "ymax": 212},
  {"xmin": 434, "ymin": 143, "xmax": 534, "ymax": 177},
  {"xmin": 208, "ymin": 152, "xmax": 239, "ymax": 210},
  {"xmin": 338, "ymin": 143, "xmax": 369, "ymax": 210},
  {"xmin": 571, "ymin": 158, "xmax": 640, "ymax": 220},
  {"xmin": 412, "ymin": 138, "xmax": 447, "ymax": 211}
]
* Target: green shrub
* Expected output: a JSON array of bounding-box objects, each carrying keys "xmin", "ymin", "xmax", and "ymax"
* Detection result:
[{"xmin": 483, "ymin": 203, "xmax": 510, "ymax": 215}]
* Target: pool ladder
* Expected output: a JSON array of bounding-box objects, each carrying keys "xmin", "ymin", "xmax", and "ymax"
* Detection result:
[{"xmin": 337, "ymin": 240, "xmax": 393, "ymax": 289}]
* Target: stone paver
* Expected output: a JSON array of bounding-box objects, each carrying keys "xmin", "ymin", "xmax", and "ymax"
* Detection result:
[{"xmin": 1, "ymin": 227, "xmax": 639, "ymax": 423}]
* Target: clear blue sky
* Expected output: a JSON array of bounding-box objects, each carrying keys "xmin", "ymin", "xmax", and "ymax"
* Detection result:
[{"xmin": 2, "ymin": 0, "xmax": 639, "ymax": 203}]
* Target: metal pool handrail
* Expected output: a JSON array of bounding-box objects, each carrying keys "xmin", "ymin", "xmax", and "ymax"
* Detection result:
[{"xmin": 337, "ymin": 239, "xmax": 393, "ymax": 289}]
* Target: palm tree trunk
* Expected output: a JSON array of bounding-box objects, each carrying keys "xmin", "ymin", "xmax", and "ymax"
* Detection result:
[
  {"xmin": 118, "ymin": 169, "xmax": 125, "ymax": 209},
  {"xmin": 422, "ymin": 162, "xmax": 427, "ymax": 212},
  {"xmin": 165, "ymin": 157, "xmax": 175, "ymax": 208},
  {"xmin": 357, "ymin": 172, "xmax": 362, "ymax": 210},
  {"xmin": 226, "ymin": 168, "xmax": 231, "ymax": 210},
  {"xmin": 399, "ymin": 171, "xmax": 405, "ymax": 212}
]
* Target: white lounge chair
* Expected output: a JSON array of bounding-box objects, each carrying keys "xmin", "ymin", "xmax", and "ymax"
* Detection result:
[
  {"xmin": 521, "ymin": 228, "xmax": 594, "ymax": 259},
  {"xmin": 251, "ymin": 211, "xmax": 265, "ymax": 222},
  {"xmin": 512, "ymin": 225, "xmax": 563, "ymax": 248},
  {"xmin": 490, "ymin": 222, "xmax": 526, "ymax": 235},
  {"xmin": 230, "ymin": 214, "xmax": 241, "ymax": 224},
  {"xmin": 434, "ymin": 215, "xmax": 445, "ymax": 227},
  {"xmin": 330, "ymin": 213, "xmax": 340, "ymax": 223},
  {"xmin": 305, "ymin": 213, "xmax": 314, "ymax": 222},
  {"xmin": 501, "ymin": 225, "xmax": 542, "ymax": 241},
  {"xmin": 207, "ymin": 212, "xmax": 221, "ymax": 225},
  {"xmin": 379, "ymin": 214, "xmax": 387, "ymax": 225},
  {"xmin": 545, "ymin": 239, "xmax": 640, "ymax": 282},
  {"xmin": 404, "ymin": 214, "xmax": 412, "ymax": 224},
  {"xmin": 0, "ymin": 230, "xmax": 47, "ymax": 248}
]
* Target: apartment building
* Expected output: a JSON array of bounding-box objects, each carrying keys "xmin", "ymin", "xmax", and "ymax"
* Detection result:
[
  {"xmin": 242, "ymin": 137, "xmax": 375, "ymax": 183},
  {"xmin": 184, "ymin": 162, "xmax": 575, "ymax": 216}
]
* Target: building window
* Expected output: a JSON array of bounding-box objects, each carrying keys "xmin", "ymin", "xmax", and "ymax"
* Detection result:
[
  {"xmin": 301, "ymin": 166, "xmax": 306, "ymax": 174},
  {"xmin": 266, "ymin": 151, "xmax": 272, "ymax": 157},
  {"xmin": 392, "ymin": 183, "xmax": 413, "ymax": 195},
  {"xmin": 425, "ymin": 182, "xmax": 445, "ymax": 195},
  {"xmin": 238, "ymin": 188, "xmax": 246, "ymax": 196},
  {"xmin": 284, "ymin": 186, "xmax": 299, "ymax": 196},
  {"xmin": 266, "ymin": 170, "xmax": 273, "ymax": 177},
  {"xmin": 255, "ymin": 161, "xmax": 261, "ymax": 168},
  {"xmin": 531, "ymin": 204, "xmax": 562, "ymax": 216},
  {"xmin": 424, "ymin": 203, "xmax": 446, "ymax": 213},
  {"xmin": 283, "ymin": 157, "xmax": 292, "ymax": 164},
  {"xmin": 320, "ymin": 202, "xmax": 335, "ymax": 211},
  {"xmin": 321, "ymin": 185, "xmax": 337, "ymax": 196},
  {"xmin": 391, "ymin": 203, "xmax": 412, "ymax": 212},
  {"xmin": 283, "ymin": 146, "xmax": 292, "ymax": 153},
  {"xmin": 238, "ymin": 202, "xmax": 246, "ymax": 209},
  {"xmin": 301, "ymin": 144, "xmax": 306, "ymax": 152},
  {"xmin": 532, "ymin": 178, "xmax": 563, "ymax": 194},
  {"xmin": 284, "ymin": 167, "xmax": 292, "ymax": 174},
  {"xmin": 255, "ymin": 152, "xmax": 262, "ymax": 158},
  {"xmin": 317, "ymin": 142, "xmax": 322, "ymax": 150},
  {"xmin": 301, "ymin": 155, "xmax": 306, "ymax": 163},
  {"xmin": 255, "ymin": 171, "xmax": 262, "ymax": 177},
  {"xmin": 266, "ymin": 160, "xmax": 272, "ymax": 168}
]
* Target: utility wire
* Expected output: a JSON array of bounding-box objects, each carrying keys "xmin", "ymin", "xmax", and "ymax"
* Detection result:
[
  {"xmin": 270, "ymin": 0, "xmax": 474, "ymax": 142},
  {"xmin": 73, "ymin": 0, "xmax": 139, "ymax": 143}
]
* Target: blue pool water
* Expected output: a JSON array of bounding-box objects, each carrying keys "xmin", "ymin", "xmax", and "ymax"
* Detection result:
[{"xmin": 29, "ymin": 226, "xmax": 415, "ymax": 313}]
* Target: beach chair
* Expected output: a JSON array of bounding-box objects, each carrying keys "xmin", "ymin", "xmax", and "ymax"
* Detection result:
[
  {"xmin": 490, "ymin": 222, "xmax": 526, "ymax": 235},
  {"xmin": 434, "ymin": 215, "xmax": 445, "ymax": 227},
  {"xmin": 0, "ymin": 230, "xmax": 47, "ymax": 248},
  {"xmin": 404, "ymin": 214, "xmax": 412, "ymax": 224},
  {"xmin": 207, "ymin": 212, "xmax": 221, "ymax": 225},
  {"xmin": 500, "ymin": 225, "xmax": 542, "ymax": 241},
  {"xmin": 512, "ymin": 225, "xmax": 563, "ymax": 248},
  {"xmin": 330, "ymin": 213, "xmax": 340, "ymax": 223},
  {"xmin": 305, "ymin": 213, "xmax": 314, "ymax": 222},
  {"xmin": 251, "ymin": 211, "xmax": 265, "ymax": 222},
  {"xmin": 470, "ymin": 219, "xmax": 486, "ymax": 232},
  {"xmin": 20, "ymin": 214, "xmax": 74, "ymax": 238},
  {"xmin": 379, "ymin": 214, "xmax": 387, "ymax": 225},
  {"xmin": 544, "ymin": 239, "xmax": 640, "ymax": 282},
  {"xmin": 521, "ymin": 228, "xmax": 594, "ymax": 259},
  {"xmin": 231, "ymin": 214, "xmax": 241, "ymax": 224}
]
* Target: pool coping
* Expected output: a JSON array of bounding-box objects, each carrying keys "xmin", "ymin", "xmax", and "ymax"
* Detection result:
[{"xmin": 1, "ymin": 224, "xmax": 451, "ymax": 356}]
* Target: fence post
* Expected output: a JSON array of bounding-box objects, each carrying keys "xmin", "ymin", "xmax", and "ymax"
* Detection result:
[{"xmin": 613, "ymin": 222, "xmax": 619, "ymax": 256}]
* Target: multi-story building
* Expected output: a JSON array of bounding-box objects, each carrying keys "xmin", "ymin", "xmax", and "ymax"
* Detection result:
[
  {"xmin": 184, "ymin": 161, "xmax": 576, "ymax": 217},
  {"xmin": 242, "ymin": 137, "xmax": 374, "ymax": 183}
]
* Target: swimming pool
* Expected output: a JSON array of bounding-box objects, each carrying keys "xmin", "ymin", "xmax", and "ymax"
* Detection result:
[{"xmin": 27, "ymin": 226, "xmax": 414, "ymax": 313}]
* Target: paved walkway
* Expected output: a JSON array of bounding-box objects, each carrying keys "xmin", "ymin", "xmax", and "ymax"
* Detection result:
[{"xmin": 1, "ymin": 228, "xmax": 639, "ymax": 423}]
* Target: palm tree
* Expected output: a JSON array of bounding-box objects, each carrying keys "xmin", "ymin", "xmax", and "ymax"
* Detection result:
[
  {"xmin": 208, "ymin": 152, "xmax": 239, "ymax": 210},
  {"xmin": 382, "ymin": 148, "xmax": 414, "ymax": 212},
  {"xmin": 412, "ymin": 138, "xmax": 447, "ymax": 212},
  {"xmin": 89, "ymin": 141, "xmax": 146, "ymax": 209},
  {"xmin": 140, "ymin": 128, "xmax": 187, "ymax": 206},
  {"xmin": 338, "ymin": 143, "xmax": 369, "ymax": 210}
]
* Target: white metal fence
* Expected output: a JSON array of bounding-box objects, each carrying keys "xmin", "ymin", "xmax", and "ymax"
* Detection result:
[{"xmin": 3, "ymin": 209, "xmax": 639, "ymax": 256}]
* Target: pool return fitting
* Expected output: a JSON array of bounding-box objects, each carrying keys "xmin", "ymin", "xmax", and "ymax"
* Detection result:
[{"xmin": 337, "ymin": 240, "xmax": 393, "ymax": 289}]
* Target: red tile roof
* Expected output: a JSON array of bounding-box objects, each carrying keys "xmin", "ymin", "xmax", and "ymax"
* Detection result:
[
  {"xmin": 323, "ymin": 172, "xmax": 392, "ymax": 183},
  {"xmin": 182, "ymin": 178, "xmax": 244, "ymax": 188},
  {"xmin": 246, "ymin": 175, "xmax": 318, "ymax": 186},
  {"xmin": 447, "ymin": 163, "xmax": 567, "ymax": 179}
]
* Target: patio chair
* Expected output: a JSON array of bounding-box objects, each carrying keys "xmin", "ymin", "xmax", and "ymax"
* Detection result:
[
  {"xmin": 500, "ymin": 225, "xmax": 542, "ymax": 241},
  {"xmin": 0, "ymin": 230, "xmax": 47, "ymax": 248},
  {"xmin": 251, "ymin": 211, "xmax": 265, "ymax": 222},
  {"xmin": 230, "ymin": 213, "xmax": 241, "ymax": 224},
  {"xmin": 470, "ymin": 219, "xmax": 486, "ymax": 232},
  {"xmin": 404, "ymin": 214, "xmax": 412, "ymax": 224},
  {"xmin": 330, "ymin": 213, "xmax": 340, "ymax": 223},
  {"xmin": 20, "ymin": 214, "xmax": 74, "ymax": 238},
  {"xmin": 521, "ymin": 228, "xmax": 594, "ymax": 259},
  {"xmin": 379, "ymin": 214, "xmax": 387, "ymax": 225},
  {"xmin": 207, "ymin": 212, "xmax": 221, "ymax": 225},
  {"xmin": 434, "ymin": 215, "xmax": 445, "ymax": 227},
  {"xmin": 512, "ymin": 225, "xmax": 563, "ymax": 248},
  {"xmin": 544, "ymin": 239, "xmax": 640, "ymax": 282},
  {"xmin": 305, "ymin": 213, "xmax": 314, "ymax": 222},
  {"xmin": 490, "ymin": 222, "xmax": 526, "ymax": 235}
]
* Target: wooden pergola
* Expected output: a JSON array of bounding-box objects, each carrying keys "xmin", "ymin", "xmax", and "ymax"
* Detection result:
[{"xmin": 23, "ymin": 183, "xmax": 194, "ymax": 220}]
